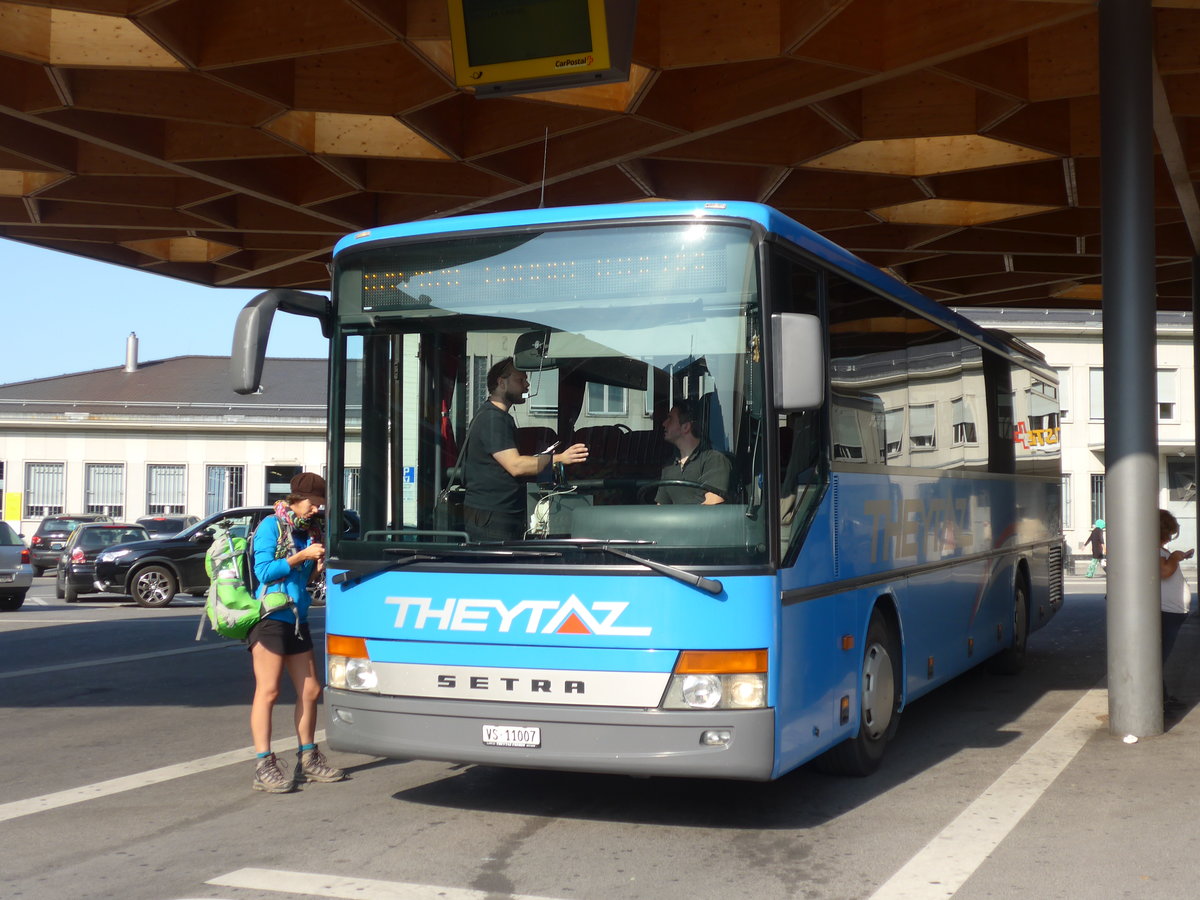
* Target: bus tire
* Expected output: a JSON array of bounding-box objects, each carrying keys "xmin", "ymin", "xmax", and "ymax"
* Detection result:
[
  {"xmin": 989, "ymin": 577, "xmax": 1029, "ymax": 676},
  {"xmin": 814, "ymin": 611, "xmax": 901, "ymax": 777}
]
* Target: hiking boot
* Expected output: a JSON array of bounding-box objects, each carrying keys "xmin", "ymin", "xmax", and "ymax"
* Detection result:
[
  {"xmin": 296, "ymin": 745, "xmax": 346, "ymax": 783},
  {"xmin": 252, "ymin": 753, "xmax": 296, "ymax": 793}
]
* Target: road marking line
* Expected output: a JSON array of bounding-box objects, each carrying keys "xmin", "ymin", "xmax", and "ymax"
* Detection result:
[
  {"xmin": 0, "ymin": 731, "xmax": 325, "ymax": 824},
  {"xmin": 0, "ymin": 641, "xmax": 242, "ymax": 679},
  {"xmin": 867, "ymin": 686, "xmax": 1108, "ymax": 900},
  {"xmin": 208, "ymin": 868, "xmax": 566, "ymax": 900}
]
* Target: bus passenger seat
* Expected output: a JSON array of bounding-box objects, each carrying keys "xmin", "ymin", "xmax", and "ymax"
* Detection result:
[{"xmin": 515, "ymin": 426, "xmax": 557, "ymax": 457}]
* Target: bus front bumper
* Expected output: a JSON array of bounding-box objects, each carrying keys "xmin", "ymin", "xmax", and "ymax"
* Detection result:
[{"xmin": 326, "ymin": 689, "xmax": 777, "ymax": 781}]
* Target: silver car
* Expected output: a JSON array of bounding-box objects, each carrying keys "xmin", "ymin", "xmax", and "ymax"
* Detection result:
[{"xmin": 0, "ymin": 520, "xmax": 33, "ymax": 611}]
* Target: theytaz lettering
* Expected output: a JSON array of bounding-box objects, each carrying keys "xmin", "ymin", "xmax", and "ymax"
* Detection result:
[{"xmin": 385, "ymin": 593, "xmax": 651, "ymax": 636}]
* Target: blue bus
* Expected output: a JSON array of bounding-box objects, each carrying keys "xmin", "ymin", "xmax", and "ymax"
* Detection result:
[{"xmin": 233, "ymin": 201, "xmax": 1063, "ymax": 780}]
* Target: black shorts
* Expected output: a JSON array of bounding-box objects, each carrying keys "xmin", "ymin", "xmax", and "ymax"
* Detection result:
[{"xmin": 247, "ymin": 618, "xmax": 313, "ymax": 656}]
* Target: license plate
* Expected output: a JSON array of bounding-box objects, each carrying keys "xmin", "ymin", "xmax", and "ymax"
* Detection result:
[
  {"xmin": 0, "ymin": 574, "xmax": 12, "ymax": 583},
  {"xmin": 50, "ymin": 541, "xmax": 64, "ymax": 550},
  {"xmin": 482, "ymin": 724, "xmax": 541, "ymax": 748}
]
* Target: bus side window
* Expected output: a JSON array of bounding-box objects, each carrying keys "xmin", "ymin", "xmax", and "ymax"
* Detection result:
[{"xmin": 779, "ymin": 409, "xmax": 823, "ymax": 555}]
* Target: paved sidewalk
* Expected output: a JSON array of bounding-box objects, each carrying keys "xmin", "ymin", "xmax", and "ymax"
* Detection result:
[{"xmin": 955, "ymin": 578, "xmax": 1200, "ymax": 899}]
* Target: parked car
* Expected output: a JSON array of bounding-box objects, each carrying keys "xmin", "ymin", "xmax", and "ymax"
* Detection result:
[
  {"xmin": 29, "ymin": 513, "xmax": 113, "ymax": 575},
  {"xmin": 135, "ymin": 515, "xmax": 201, "ymax": 539},
  {"xmin": 0, "ymin": 520, "xmax": 33, "ymax": 611},
  {"xmin": 56, "ymin": 522, "xmax": 151, "ymax": 603}
]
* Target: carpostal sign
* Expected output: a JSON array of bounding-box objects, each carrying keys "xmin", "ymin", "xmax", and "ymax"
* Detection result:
[{"xmin": 385, "ymin": 593, "xmax": 652, "ymax": 637}]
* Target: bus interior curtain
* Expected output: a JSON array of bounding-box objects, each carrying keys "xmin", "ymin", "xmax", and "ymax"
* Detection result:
[{"xmin": 439, "ymin": 337, "xmax": 464, "ymax": 470}]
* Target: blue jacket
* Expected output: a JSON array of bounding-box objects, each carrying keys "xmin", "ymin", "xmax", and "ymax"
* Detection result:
[{"xmin": 252, "ymin": 515, "xmax": 317, "ymax": 624}]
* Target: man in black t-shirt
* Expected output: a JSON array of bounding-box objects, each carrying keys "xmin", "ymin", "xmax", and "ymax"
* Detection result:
[
  {"xmin": 655, "ymin": 398, "xmax": 732, "ymax": 505},
  {"xmin": 463, "ymin": 357, "xmax": 588, "ymax": 541}
]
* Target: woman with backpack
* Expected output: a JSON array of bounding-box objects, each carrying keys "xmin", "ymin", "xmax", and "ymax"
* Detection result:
[{"xmin": 246, "ymin": 472, "xmax": 346, "ymax": 793}]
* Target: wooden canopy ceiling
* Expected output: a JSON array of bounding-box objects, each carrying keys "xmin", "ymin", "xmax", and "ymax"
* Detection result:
[{"xmin": 3, "ymin": 0, "xmax": 1200, "ymax": 309}]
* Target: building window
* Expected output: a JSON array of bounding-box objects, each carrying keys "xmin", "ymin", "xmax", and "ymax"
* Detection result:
[
  {"xmin": 1062, "ymin": 473, "xmax": 1072, "ymax": 530},
  {"xmin": 1055, "ymin": 367, "xmax": 1071, "ymax": 422},
  {"xmin": 832, "ymin": 405, "xmax": 866, "ymax": 461},
  {"xmin": 1167, "ymin": 456, "xmax": 1196, "ymax": 501},
  {"xmin": 1090, "ymin": 473, "xmax": 1105, "ymax": 526},
  {"xmin": 147, "ymin": 464, "xmax": 186, "ymax": 514},
  {"xmin": 471, "ymin": 355, "xmax": 489, "ymax": 410},
  {"xmin": 1157, "ymin": 369, "xmax": 1178, "ymax": 422},
  {"xmin": 884, "ymin": 408, "xmax": 904, "ymax": 457},
  {"xmin": 25, "ymin": 462, "xmax": 65, "ymax": 517},
  {"xmin": 85, "ymin": 463, "xmax": 124, "ymax": 517},
  {"xmin": 951, "ymin": 397, "xmax": 977, "ymax": 445},
  {"xmin": 528, "ymin": 369, "xmax": 559, "ymax": 417},
  {"xmin": 1089, "ymin": 368, "xmax": 1104, "ymax": 421},
  {"xmin": 1027, "ymin": 380, "xmax": 1059, "ymax": 433},
  {"xmin": 344, "ymin": 467, "xmax": 362, "ymax": 511},
  {"xmin": 586, "ymin": 382, "xmax": 626, "ymax": 416},
  {"xmin": 205, "ymin": 465, "xmax": 244, "ymax": 515},
  {"xmin": 265, "ymin": 465, "xmax": 301, "ymax": 504},
  {"xmin": 909, "ymin": 403, "xmax": 936, "ymax": 450}
]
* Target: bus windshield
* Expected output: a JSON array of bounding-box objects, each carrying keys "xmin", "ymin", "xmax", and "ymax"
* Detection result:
[{"xmin": 332, "ymin": 220, "xmax": 770, "ymax": 567}]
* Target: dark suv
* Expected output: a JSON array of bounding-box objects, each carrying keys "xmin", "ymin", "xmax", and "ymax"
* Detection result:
[
  {"xmin": 29, "ymin": 514, "xmax": 113, "ymax": 575},
  {"xmin": 93, "ymin": 507, "xmax": 272, "ymax": 608}
]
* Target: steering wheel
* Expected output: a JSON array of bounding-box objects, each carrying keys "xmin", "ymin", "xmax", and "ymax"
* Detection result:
[{"xmin": 636, "ymin": 479, "xmax": 710, "ymax": 502}]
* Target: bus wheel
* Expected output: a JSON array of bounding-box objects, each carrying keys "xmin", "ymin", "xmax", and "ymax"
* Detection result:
[
  {"xmin": 989, "ymin": 578, "xmax": 1029, "ymax": 675},
  {"xmin": 814, "ymin": 611, "xmax": 901, "ymax": 777}
]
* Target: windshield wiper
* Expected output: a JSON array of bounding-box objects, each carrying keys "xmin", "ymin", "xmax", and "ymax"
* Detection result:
[
  {"xmin": 503, "ymin": 538, "xmax": 724, "ymax": 596},
  {"xmin": 331, "ymin": 546, "xmax": 563, "ymax": 586}
]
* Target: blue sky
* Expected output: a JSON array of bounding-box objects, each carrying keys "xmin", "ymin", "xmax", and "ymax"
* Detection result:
[{"xmin": 0, "ymin": 239, "xmax": 330, "ymax": 386}]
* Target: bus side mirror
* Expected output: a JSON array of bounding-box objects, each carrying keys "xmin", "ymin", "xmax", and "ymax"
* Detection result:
[
  {"xmin": 231, "ymin": 289, "xmax": 331, "ymax": 394},
  {"xmin": 772, "ymin": 313, "xmax": 823, "ymax": 411}
]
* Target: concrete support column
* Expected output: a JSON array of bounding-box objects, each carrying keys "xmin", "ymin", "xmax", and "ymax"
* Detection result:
[
  {"xmin": 1100, "ymin": 0, "xmax": 1163, "ymax": 737},
  {"xmin": 1193, "ymin": 257, "xmax": 1200, "ymax": 505}
]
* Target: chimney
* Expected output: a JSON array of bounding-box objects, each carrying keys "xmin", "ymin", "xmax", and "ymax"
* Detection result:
[{"xmin": 125, "ymin": 332, "xmax": 138, "ymax": 373}]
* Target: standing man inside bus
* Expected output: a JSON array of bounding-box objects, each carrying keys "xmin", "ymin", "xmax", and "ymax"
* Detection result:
[
  {"xmin": 463, "ymin": 357, "xmax": 588, "ymax": 541},
  {"xmin": 655, "ymin": 398, "xmax": 732, "ymax": 505}
]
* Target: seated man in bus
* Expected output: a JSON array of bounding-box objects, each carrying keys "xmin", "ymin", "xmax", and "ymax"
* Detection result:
[
  {"xmin": 463, "ymin": 357, "xmax": 588, "ymax": 541},
  {"xmin": 654, "ymin": 398, "xmax": 732, "ymax": 505}
]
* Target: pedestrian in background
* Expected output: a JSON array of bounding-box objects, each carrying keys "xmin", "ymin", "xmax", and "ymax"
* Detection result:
[
  {"xmin": 1082, "ymin": 518, "xmax": 1105, "ymax": 578},
  {"xmin": 1160, "ymin": 509, "xmax": 1194, "ymax": 712}
]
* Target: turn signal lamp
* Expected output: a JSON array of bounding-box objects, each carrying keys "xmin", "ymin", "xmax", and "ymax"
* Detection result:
[
  {"xmin": 326, "ymin": 634, "xmax": 379, "ymax": 692},
  {"xmin": 662, "ymin": 649, "xmax": 768, "ymax": 710}
]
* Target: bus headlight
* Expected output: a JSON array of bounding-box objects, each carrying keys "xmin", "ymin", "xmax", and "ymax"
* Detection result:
[
  {"xmin": 326, "ymin": 635, "xmax": 379, "ymax": 693},
  {"xmin": 681, "ymin": 674, "xmax": 722, "ymax": 709},
  {"xmin": 327, "ymin": 655, "xmax": 379, "ymax": 692},
  {"xmin": 726, "ymin": 673, "xmax": 766, "ymax": 708},
  {"xmin": 661, "ymin": 650, "xmax": 768, "ymax": 710}
]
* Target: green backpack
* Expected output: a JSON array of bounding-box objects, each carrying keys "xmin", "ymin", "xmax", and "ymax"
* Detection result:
[
  {"xmin": 200, "ymin": 521, "xmax": 261, "ymax": 640},
  {"xmin": 197, "ymin": 519, "xmax": 297, "ymax": 641}
]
